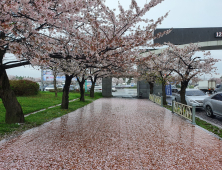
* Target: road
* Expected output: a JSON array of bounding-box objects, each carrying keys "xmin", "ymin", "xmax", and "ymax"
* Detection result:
[
  {"xmin": 166, "ymin": 96, "xmax": 222, "ymax": 129},
  {"xmin": 112, "ymin": 88, "xmax": 137, "ymax": 98}
]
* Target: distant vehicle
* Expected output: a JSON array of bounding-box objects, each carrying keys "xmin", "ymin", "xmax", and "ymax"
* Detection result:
[
  {"xmin": 112, "ymin": 86, "xmax": 117, "ymax": 92},
  {"xmin": 115, "ymin": 84, "xmax": 124, "ymax": 89},
  {"xmin": 173, "ymin": 89, "xmax": 209, "ymax": 108},
  {"xmin": 74, "ymin": 85, "xmax": 80, "ymax": 91},
  {"xmin": 196, "ymin": 80, "xmax": 216, "ymax": 93},
  {"xmin": 39, "ymin": 85, "xmax": 47, "ymax": 91},
  {"xmin": 171, "ymin": 85, "xmax": 179, "ymax": 93},
  {"xmin": 203, "ymin": 92, "xmax": 222, "ymax": 117},
  {"xmin": 62, "ymin": 85, "xmax": 76, "ymax": 91},
  {"xmin": 45, "ymin": 84, "xmax": 63, "ymax": 91},
  {"xmin": 69, "ymin": 85, "xmax": 74, "ymax": 91},
  {"xmin": 214, "ymin": 83, "xmax": 222, "ymax": 93},
  {"xmin": 94, "ymin": 86, "xmax": 102, "ymax": 92},
  {"xmin": 37, "ymin": 82, "xmax": 47, "ymax": 91}
]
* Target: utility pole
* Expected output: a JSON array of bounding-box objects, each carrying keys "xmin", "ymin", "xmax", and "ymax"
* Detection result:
[{"xmin": 41, "ymin": 66, "xmax": 44, "ymax": 91}]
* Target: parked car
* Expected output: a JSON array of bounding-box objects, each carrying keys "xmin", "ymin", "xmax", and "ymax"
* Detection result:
[
  {"xmin": 112, "ymin": 86, "xmax": 117, "ymax": 92},
  {"xmin": 214, "ymin": 83, "xmax": 222, "ymax": 93},
  {"xmin": 39, "ymin": 85, "xmax": 47, "ymax": 91},
  {"xmin": 203, "ymin": 92, "xmax": 222, "ymax": 117},
  {"xmin": 94, "ymin": 86, "xmax": 102, "ymax": 92},
  {"xmin": 69, "ymin": 85, "xmax": 74, "ymax": 91},
  {"xmin": 45, "ymin": 84, "xmax": 63, "ymax": 91},
  {"xmin": 171, "ymin": 85, "xmax": 179, "ymax": 93},
  {"xmin": 172, "ymin": 89, "xmax": 209, "ymax": 108}
]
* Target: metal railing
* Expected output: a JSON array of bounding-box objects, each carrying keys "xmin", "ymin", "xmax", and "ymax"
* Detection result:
[
  {"xmin": 149, "ymin": 94, "xmax": 155, "ymax": 102},
  {"xmin": 149, "ymin": 94, "xmax": 163, "ymax": 107},
  {"xmin": 172, "ymin": 100, "xmax": 196, "ymax": 124},
  {"xmin": 148, "ymin": 95, "xmax": 196, "ymax": 125}
]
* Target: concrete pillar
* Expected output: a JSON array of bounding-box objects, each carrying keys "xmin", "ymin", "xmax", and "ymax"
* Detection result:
[{"xmin": 102, "ymin": 77, "xmax": 112, "ymax": 97}]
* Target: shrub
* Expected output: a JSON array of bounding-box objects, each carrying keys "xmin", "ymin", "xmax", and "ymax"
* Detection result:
[{"xmin": 10, "ymin": 80, "xmax": 39, "ymax": 96}]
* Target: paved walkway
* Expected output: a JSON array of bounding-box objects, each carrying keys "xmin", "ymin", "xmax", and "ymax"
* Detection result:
[{"xmin": 0, "ymin": 98, "xmax": 221, "ymax": 169}]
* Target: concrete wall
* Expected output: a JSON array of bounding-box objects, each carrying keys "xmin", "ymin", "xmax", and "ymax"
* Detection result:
[
  {"xmin": 102, "ymin": 77, "xmax": 112, "ymax": 97},
  {"xmin": 137, "ymin": 80, "xmax": 162, "ymax": 98}
]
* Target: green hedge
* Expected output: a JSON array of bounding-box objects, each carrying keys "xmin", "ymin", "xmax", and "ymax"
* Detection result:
[{"xmin": 10, "ymin": 80, "xmax": 39, "ymax": 96}]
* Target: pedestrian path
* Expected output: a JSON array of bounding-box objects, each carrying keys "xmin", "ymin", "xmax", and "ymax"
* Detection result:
[{"xmin": 0, "ymin": 98, "xmax": 221, "ymax": 169}]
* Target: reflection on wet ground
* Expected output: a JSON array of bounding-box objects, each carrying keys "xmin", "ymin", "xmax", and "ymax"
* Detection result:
[{"xmin": 0, "ymin": 98, "xmax": 221, "ymax": 169}]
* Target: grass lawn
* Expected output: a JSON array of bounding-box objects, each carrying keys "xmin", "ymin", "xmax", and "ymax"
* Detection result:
[
  {"xmin": 0, "ymin": 92, "xmax": 102, "ymax": 140},
  {"xmin": 195, "ymin": 117, "xmax": 222, "ymax": 138}
]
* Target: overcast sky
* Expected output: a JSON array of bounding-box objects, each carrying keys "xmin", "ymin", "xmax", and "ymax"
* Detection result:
[{"xmin": 5, "ymin": 0, "xmax": 222, "ymax": 79}]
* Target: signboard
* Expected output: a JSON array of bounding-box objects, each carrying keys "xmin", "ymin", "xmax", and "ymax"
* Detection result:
[
  {"xmin": 43, "ymin": 70, "xmax": 76, "ymax": 81},
  {"xmin": 215, "ymin": 32, "xmax": 222, "ymax": 38},
  {"xmin": 165, "ymin": 85, "xmax": 172, "ymax": 96}
]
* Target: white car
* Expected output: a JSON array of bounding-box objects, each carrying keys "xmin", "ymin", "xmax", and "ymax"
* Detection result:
[
  {"xmin": 112, "ymin": 86, "xmax": 117, "ymax": 92},
  {"xmin": 94, "ymin": 86, "xmax": 102, "ymax": 92},
  {"xmin": 203, "ymin": 92, "xmax": 222, "ymax": 117},
  {"xmin": 45, "ymin": 84, "xmax": 63, "ymax": 91},
  {"xmin": 173, "ymin": 89, "xmax": 209, "ymax": 108},
  {"xmin": 215, "ymin": 84, "xmax": 222, "ymax": 93}
]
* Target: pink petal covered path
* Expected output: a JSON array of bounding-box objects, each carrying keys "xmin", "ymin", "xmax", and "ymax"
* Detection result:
[{"xmin": 0, "ymin": 98, "xmax": 221, "ymax": 169}]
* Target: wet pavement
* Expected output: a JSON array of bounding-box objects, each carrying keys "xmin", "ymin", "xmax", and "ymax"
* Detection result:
[{"xmin": 0, "ymin": 98, "xmax": 222, "ymax": 169}]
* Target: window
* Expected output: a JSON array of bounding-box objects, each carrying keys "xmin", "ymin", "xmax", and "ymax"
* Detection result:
[
  {"xmin": 186, "ymin": 90, "xmax": 205, "ymax": 96},
  {"xmin": 212, "ymin": 94, "xmax": 222, "ymax": 101},
  {"xmin": 216, "ymin": 84, "xmax": 221, "ymax": 88}
]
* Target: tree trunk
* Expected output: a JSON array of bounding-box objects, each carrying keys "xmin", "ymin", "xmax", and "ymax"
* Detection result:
[
  {"xmin": 180, "ymin": 81, "xmax": 188, "ymax": 105},
  {"xmin": 61, "ymin": 74, "xmax": 73, "ymax": 109},
  {"xmin": 148, "ymin": 82, "xmax": 154, "ymax": 94},
  {"xmin": 162, "ymin": 81, "xmax": 167, "ymax": 105},
  {"xmin": 0, "ymin": 69, "xmax": 24, "ymax": 124},
  {"xmin": 80, "ymin": 83, "xmax": 85, "ymax": 101},
  {"xmin": 90, "ymin": 82, "xmax": 95, "ymax": 98},
  {"xmin": 77, "ymin": 77, "xmax": 85, "ymax": 102},
  {"xmin": 90, "ymin": 76, "xmax": 97, "ymax": 98}
]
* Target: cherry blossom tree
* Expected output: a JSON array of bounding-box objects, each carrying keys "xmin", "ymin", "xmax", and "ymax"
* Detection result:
[
  {"xmin": 164, "ymin": 43, "xmax": 220, "ymax": 104},
  {"xmin": 137, "ymin": 55, "xmax": 156, "ymax": 94},
  {"xmin": 1, "ymin": 0, "xmax": 171, "ymax": 118},
  {"xmin": 0, "ymin": 0, "xmax": 53, "ymax": 123},
  {"xmin": 0, "ymin": 0, "xmax": 93, "ymax": 123},
  {"xmin": 49, "ymin": 0, "xmax": 171, "ymax": 105},
  {"xmin": 88, "ymin": 51, "xmax": 137, "ymax": 97},
  {"xmin": 139, "ymin": 52, "xmax": 173, "ymax": 105},
  {"xmin": 209, "ymin": 77, "xmax": 221, "ymax": 85}
]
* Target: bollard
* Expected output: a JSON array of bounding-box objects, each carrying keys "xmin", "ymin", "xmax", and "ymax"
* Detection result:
[
  {"xmin": 192, "ymin": 105, "xmax": 196, "ymax": 125},
  {"xmin": 172, "ymin": 99, "xmax": 174, "ymax": 113},
  {"xmin": 161, "ymin": 96, "xmax": 163, "ymax": 107}
]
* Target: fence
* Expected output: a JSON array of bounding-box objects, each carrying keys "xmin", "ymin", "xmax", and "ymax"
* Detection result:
[
  {"xmin": 172, "ymin": 100, "xmax": 196, "ymax": 124},
  {"xmin": 148, "ymin": 94, "xmax": 196, "ymax": 125},
  {"xmin": 149, "ymin": 94, "xmax": 163, "ymax": 107}
]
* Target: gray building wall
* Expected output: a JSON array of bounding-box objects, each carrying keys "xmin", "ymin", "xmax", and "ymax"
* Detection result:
[
  {"xmin": 154, "ymin": 27, "xmax": 222, "ymax": 50},
  {"xmin": 137, "ymin": 80, "xmax": 162, "ymax": 98},
  {"xmin": 102, "ymin": 77, "xmax": 112, "ymax": 97}
]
